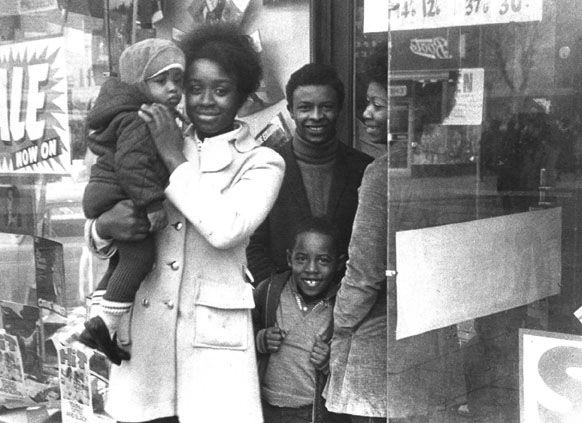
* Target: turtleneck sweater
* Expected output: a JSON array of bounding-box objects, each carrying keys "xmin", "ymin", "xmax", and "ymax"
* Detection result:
[{"xmin": 292, "ymin": 132, "xmax": 338, "ymax": 216}]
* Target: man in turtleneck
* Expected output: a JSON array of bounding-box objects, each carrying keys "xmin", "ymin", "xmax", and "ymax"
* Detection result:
[{"xmin": 247, "ymin": 63, "xmax": 373, "ymax": 285}]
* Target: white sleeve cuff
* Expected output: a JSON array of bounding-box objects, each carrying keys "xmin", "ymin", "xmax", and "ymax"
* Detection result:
[{"xmin": 85, "ymin": 219, "xmax": 116, "ymax": 258}]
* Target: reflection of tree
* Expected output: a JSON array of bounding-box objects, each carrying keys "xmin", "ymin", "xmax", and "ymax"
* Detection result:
[
  {"xmin": 484, "ymin": 21, "xmax": 541, "ymax": 111},
  {"xmin": 482, "ymin": 1, "xmax": 556, "ymax": 113}
]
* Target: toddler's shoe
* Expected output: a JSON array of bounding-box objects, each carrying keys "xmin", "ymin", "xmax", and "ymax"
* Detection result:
[{"xmin": 78, "ymin": 316, "xmax": 130, "ymax": 365}]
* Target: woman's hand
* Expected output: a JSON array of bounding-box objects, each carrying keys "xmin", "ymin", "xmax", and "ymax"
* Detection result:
[
  {"xmin": 95, "ymin": 200, "xmax": 150, "ymax": 241},
  {"xmin": 138, "ymin": 103, "xmax": 187, "ymax": 173}
]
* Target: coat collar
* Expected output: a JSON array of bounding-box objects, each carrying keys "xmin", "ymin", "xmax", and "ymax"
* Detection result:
[{"xmin": 183, "ymin": 120, "xmax": 259, "ymax": 172}]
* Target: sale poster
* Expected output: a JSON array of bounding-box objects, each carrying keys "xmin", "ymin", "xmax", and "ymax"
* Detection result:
[
  {"xmin": 0, "ymin": 36, "xmax": 71, "ymax": 174},
  {"xmin": 520, "ymin": 329, "xmax": 582, "ymax": 422}
]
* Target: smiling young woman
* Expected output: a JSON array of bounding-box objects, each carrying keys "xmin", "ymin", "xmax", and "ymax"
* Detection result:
[{"xmin": 87, "ymin": 24, "xmax": 285, "ymax": 423}]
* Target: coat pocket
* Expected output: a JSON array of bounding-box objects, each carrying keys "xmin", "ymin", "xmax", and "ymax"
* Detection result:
[
  {"xmin": 192, "ymin": 305, "xmax": 249, "ymax": 350},
  {"xmin": 192, "ymin": 277, "xmax": 254, "ymax": 350}
]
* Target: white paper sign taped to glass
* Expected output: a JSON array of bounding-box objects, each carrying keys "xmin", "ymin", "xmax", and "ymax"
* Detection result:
[
  {"xmin": 442, "ymin": 68, "xmax": 484, "ymax": 125},
  {"xmin": 520, "ymin": 329, "xmax": 582, "ymax": 423},
  {"xmin": 395, "ymin": 207, "xmax": 561, "ymax": 340},
  {"xmin": 0, "ymin": 36, "xmax": 71, "ymax": 174},
  {"xmin": 364, "ymin": 0, "xmax": 543, "ymax": 32}
]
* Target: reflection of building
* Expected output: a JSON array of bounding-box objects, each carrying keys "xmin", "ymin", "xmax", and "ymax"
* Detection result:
[
  {"xmin": 188, "ymin": 0, "xmax": 245, "ymax": 26},
  {"xmin": 2, "ymin": 186, "xmax": 21, "ymax": 229},
  {"xmin": 354, "ymin": 1, "xmax": 580, "ymax": 178}
]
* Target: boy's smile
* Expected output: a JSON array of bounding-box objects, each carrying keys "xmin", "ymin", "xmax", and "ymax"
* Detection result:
[{"xmin": 287, "ymin": 231, "xmax": 339, "ymax": 300}]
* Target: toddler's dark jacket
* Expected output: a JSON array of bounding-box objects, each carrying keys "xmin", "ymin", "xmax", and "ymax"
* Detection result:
[{"xmin": 85, "ymin": 77, "xmax": 169, "ymax": 215}]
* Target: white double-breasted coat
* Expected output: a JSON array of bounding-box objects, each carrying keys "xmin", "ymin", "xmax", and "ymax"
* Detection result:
[{"xmin": 101, "ymin": 121, "xmax": 285, "ymax": 422}]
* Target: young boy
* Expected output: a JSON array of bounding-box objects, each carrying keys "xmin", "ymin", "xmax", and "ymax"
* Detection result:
[
  {"xmin": 79, "ymin": 38, "xmax": 185, "ymax": 364},
  {"xmin": 253, "ymin": 216, "xmax": 345, "ymax": 423}
]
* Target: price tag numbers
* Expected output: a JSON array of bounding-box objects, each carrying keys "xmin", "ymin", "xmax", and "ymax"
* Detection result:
[
  {"xmin": 463, "ymin": 0, "xmax": 542, "ymax": 26},
  {"xmin": 392, "ymin": 0, "xmax": 447, "ymax": 30},
  {"xmin": 389, "ymin": 0, "xmax": 542, "ymax": 30}
]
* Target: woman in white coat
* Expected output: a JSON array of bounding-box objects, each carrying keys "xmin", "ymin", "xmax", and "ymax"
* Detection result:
[{"xmin": 85, "ymin": 24, "xmax": 285, "ymax": 423}]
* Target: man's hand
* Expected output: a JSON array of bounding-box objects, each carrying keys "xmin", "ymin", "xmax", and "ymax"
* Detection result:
[
  {"xmin": 310, "ymin": 334, "xmax": 330, "ymax": 370},
  {"xmin": 95, "ymin": 200, "xmax": 150, "ymax": 241},
  {"xmin": 263, "ymin": 326, "xmax": 287, "ymax": 353}
]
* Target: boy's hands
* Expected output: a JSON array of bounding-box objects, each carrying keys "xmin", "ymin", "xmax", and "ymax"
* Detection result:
[
  {"xmin": 263, "ymin": 327, "xmax": 287, "ymax": 353},
  {"xmin": 310, "ymin": 334, "xmax": 330, "ymax": 370},
  {"xmin": 147, "ymin": 209, "xmax": 168, "ymax": 232}
]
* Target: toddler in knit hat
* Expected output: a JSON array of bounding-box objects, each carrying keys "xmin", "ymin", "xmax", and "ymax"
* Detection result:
[{"xmin": 79, "ymin": 38, "xmax": 185, "ymax": 365}]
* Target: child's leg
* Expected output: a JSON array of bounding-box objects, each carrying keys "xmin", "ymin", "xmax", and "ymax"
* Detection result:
[{"xmin": 98, "ymin": 236, "xmax": 156, "ymax": 335}]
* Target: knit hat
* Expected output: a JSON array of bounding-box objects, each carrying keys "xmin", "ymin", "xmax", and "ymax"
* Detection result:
[{"xmin": 118, "ymin": 38, "xmax": 185, "ymax": 85}]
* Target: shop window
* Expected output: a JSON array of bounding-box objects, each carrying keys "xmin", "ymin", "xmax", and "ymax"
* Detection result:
[{"xmin": 348, "ymin": 0, "xmax": 582, "ymax": 420}]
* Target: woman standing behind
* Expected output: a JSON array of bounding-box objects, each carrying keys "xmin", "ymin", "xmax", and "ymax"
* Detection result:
[
  {"xmin": 85, "ymin": 24, "xmax": 285, "ymax": 423},
  {"xmin": 326, "ymin": 44, "xmax": 439, "ymax": 422}
]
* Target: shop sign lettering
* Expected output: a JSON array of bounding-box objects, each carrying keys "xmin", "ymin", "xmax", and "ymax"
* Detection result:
[
  {"xmin": 409, "ymin": 37, "xmax": 452, "ymax": 59},
  {"xmin": 0, "ymin": 37, "xmax": 71, "ymax": 173},
  {"xmin": 13, "ymin": 136, "xmax": 61, "ymax": 170},
  {"xmin": 364, "ymin": 0, "xmax": 543, "ymax": 32},
  {"xmin": 0, "ymin": 63, "xmax": 49, "ymax": 142}
]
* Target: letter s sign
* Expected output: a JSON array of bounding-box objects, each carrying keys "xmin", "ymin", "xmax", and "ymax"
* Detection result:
[{"xmin": 537, "ymin": 346, "xmax": 582, "ymax": 421}]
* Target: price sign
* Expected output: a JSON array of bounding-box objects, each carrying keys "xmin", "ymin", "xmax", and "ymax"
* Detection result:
[{"xmin": 364, "ymin": 0, "xmax": 543, "ymax": 32}]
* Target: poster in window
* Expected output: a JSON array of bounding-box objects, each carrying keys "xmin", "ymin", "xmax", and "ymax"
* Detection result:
[
  {"xmin": 57, "ymin": 345, "xmax": 93, "ymax": 423},
  {"xmin": 0, "ymin": 184, "xmax": 35, "ymax": 235},
  {"xmin": 0, "ymin": 330, "xmax": 26, "ymax": 399},
  {"xmin": 34, "ymin": 236, "xmax": 67, "ymax": 317},
  {"xmin": 0, "ymin": 36, "xmax": 71, "ymax": 174},
  {"xmin": 237, "ymin": 30, "xmax": 285, "ymax": 117},
  {"xmin": 0, "ymin": 301, "xmax": 42, "ymax": 381},
  {"xmin": 442, "ymin": 68, "xmax": 485, "ymax": 126}
]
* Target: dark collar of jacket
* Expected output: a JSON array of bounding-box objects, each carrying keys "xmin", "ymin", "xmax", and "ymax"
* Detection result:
[{"xmin": 183, "ymin": 120, "xmax": 260, "ymax": 172}]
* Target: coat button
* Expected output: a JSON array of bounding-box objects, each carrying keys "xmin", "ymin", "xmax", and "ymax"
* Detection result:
[
  {"xmin": 169, "ymin": 261, "xmax": 180, "ymax": 271},
  {"xmin": 173, "ymin": 222, "xmax": 183, "ymax": 231},
  {"xmin": 141, "ymin": 298, "xmax": 150, "ymax": 307},
  {"xmin": 164, "ymin": 300, "xmax": 175, "ymax": 309}
]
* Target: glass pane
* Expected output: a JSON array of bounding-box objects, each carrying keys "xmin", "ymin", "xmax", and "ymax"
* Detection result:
[{"xmin": 354, "ymin": 0, "xmax": 582, "ymax": 420}]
